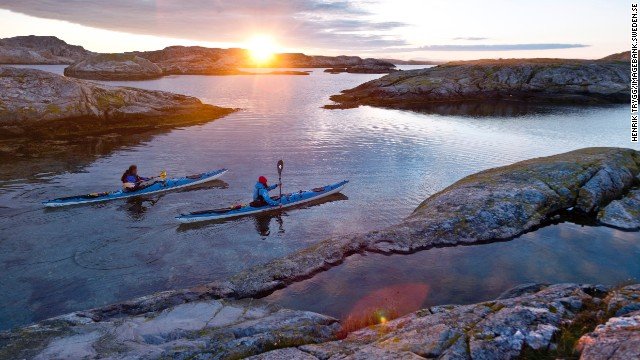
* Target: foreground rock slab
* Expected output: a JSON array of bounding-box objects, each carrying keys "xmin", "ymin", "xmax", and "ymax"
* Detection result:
[
  {"xmin": 226, "ymin": 148, "xmax": 639, "ymax": 298},
  {"xmin": 326, "ymin": 57, "xmax": 630, "ymax": 109},
  {"xmin": 0, "ymin": 66, "xmax": 235, "ymax": 138},
  {"xmin": 3, "ymin": 284, "xmax": 639, "ymax": 359},
  {"xmin": 0, "ymin": 299, "xmax": 338, "ymax": 359}
]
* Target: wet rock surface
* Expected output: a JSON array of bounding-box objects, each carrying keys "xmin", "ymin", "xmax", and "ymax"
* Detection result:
[
  {"xmin": 64, "ymin": 53, "xmax": 163, "ymax": 80},
  {"xmin": 0, "ymin": 66, "xmax": 235, "ymax": 138},
  {"xmin": 598, "ymin": 188, "xmax": 640, "ymax": 230},
  {"xmin": 227, "ymin": 147, "xmax": 639, "ymax": 298},
  {"xmin": 0, "ymin": 35, "xmax": 92, "ymax": 64},
  {"xmin": 326, "ymin": 58, "xmax": 630, "ymax": 110},
  {"xmin": 0, "ymin": 299, "xmax": 339, "ymax": 359}
]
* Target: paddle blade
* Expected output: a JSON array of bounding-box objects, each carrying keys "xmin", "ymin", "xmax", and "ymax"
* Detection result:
[
  {"xmin": 159, "ymin": 170, "xmax": 167, "ymax": 180},
  {"xmin": 277, "ymin": 160, "xmax": 284, "ymax": 176}
]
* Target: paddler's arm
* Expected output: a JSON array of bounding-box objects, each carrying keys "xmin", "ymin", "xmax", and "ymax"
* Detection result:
[
  {"xmin": 267, "ymin": 184, "xmax": 278, "ymax": 191},
  {"xmin": 260, "ymin": 188, "xmax": 280, "ymax": 206}
]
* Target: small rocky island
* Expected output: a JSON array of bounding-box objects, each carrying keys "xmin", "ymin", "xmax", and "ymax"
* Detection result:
[
  {"xmin": 63, "ymin": 53, "xmax": 164, "ymax": 80},
  {"xmin": 0, "ymin": 66, "xmax": 235, "ymax": 139},
  {"xmin": 326, "ymin": 54, "xmax": 630, "ymax": 109},
  {"xmin": 1, "ymin": 148, "xmax": 638, "ymax": 359},
  {"xmin": 0, "ymin": 35, "xmax": 92, "ymax": 64}
]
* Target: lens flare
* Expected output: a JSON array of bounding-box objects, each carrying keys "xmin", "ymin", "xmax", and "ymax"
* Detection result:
[{"xmin": 246, "ymin": 35, "xmax": 278, "ymax": 65}]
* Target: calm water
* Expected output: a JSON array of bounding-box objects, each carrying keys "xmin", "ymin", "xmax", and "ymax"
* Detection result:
[
  {"xmin": 0, "ymin": 65, "xmax": 638, "ymax": 330},
  {"xmin": 265, "ymin": 223, "xmax": 640, "ymax": 320}
]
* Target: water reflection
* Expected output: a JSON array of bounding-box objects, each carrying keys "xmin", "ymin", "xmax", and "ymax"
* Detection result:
[
  {"xmin": 254, "ymin": 213, "xmax": 284, "ymax": 237},
  {"xmin": 120, "ymin": 197, "xmax": 160, "ymax": 221},
  {"xmin": 379, "ymin": 101, "xmax": 621, "ymax": 118},
  {"xmin": 1, "ymin": 129, "xmax": 175, "ymax": 185},
  {"xmin": 265, "ymin": 223, "xmax": 640, "ymax": 321}
]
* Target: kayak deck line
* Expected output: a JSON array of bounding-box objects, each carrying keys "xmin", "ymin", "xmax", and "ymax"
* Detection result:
[
  {"xmin": 176, "ymin": 180, "xmax": 349, "ymax": 223},
  {"xmin": 43, "ymin": 168, "xmax": 228, "ymax": 207}
]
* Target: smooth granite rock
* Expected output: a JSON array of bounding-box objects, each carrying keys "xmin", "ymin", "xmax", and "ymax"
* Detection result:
[
  {"xmin": 0, "ymin": 66, "xmax": 235, "ymax": 138},
  {"xmin": 0, "ymin": 299, "xmax": 339, "ymax": 359},
  {"xmin": 0, "ymin": 35, "xmax": 92, "ymax": 64},
  {"xmin": 327, "ymin": 57, "xmax": 630, "ymax": 109},
  {"xmin": 64, "ymin": 53, "xmax": 163, "ymax": 80},
  {"xmin": 598, "ymin": 189, "xmax": 640, "ymax": 230}
]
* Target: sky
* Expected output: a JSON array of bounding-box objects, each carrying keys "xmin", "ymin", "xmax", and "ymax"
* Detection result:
[{"xmin": 0, "ymin": 0, "xmax": 629, "ymax": 60}]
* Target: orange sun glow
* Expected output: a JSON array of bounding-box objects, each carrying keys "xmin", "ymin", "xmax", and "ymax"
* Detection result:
[{"xmin": 246, "ymin": 35, "xmax": 278, "ymax": 65}]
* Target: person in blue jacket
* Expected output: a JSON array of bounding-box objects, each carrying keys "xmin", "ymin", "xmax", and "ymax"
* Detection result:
[
  {"xmin": 121, "ymin": 165, "xmax": 150, "ymax": 191},
  {"xmin": 252, "ymin": 176, "xmax": 280, "ymax": 206}
]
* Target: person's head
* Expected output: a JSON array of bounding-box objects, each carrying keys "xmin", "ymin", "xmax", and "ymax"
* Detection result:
[
  {"xmin": 128, "ymin": 165, "xmax": 138, "ymax": 175},
  {"xmin": 258, "ymin": 176, "xmax": 268, "ymax": 186}
]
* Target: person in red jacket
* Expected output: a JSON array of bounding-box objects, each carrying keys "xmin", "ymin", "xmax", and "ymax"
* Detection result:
[{"xmin": 251, "ymin": 176, "xmax": 279, "ymax": 206}]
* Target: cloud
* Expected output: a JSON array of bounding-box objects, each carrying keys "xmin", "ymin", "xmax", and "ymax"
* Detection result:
[
  {"xmin": 0, "ymin": 0, "xmax": 408, "ymax": 50},
  {"xmin": 405, "ymin": 43, "xmax": 590, "ymax": 52},
  {"xmin": 453, "ymin": 37, "xmax": 489, "ymax": 41}
]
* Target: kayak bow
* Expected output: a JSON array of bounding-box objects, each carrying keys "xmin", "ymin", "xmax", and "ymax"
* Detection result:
[
  {"xmin": 43, "ymin": 168, "xmax": 228, "ymax": 207},
  {"xmin": 176, "ymin": 180, "xmax": 348, "ymax": 223}
]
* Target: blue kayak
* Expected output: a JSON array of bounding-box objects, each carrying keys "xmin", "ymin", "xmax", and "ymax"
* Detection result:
[
  {"xmin": 176, "ymin": 180, "xmax": 348, "ymax": 223},
  {"xmin": 43, "ymin": 169, "xmax": 228, "ymax": 207}
]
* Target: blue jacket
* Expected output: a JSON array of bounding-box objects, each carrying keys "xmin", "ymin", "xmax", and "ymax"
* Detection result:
[
  {"xmin": 253, "ymin": 182, "xmax": 279, "ymax": 206},
  {"xmin": 122, "ymin": 173, "xmax": 149, "ymax": 184}
]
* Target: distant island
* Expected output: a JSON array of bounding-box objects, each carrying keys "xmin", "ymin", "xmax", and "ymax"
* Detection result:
[
  {"xmin": 0, "ymin": 35, "xmax": 400, "ymax": 80},
  {"xmin": 380, "ymin": 58, "xmax": 444, "ymax": 65},
  {"xmin": 326, "ymin": 53, "xmax": 631, "ymax": 110}
]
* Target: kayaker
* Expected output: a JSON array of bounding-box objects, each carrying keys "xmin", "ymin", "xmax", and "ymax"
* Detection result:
[
  {"xmin": 251, "ymin": 176, "xmax": 280, "ymax": 207},
  {"xmin": 121, "ymin": 165, "xmax": 150, "ymax": 191}
]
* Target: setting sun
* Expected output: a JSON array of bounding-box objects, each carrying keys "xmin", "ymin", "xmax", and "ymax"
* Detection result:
[{"xmin": 246, "ymin": 35, "xmax": 278, "ymax": 65}]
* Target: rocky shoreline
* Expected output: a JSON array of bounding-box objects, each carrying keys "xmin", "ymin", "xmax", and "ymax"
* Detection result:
[
  {"xmin": 1, "ymin": 147, "xmax": 639, "ymax": 358},
  {"xmin": 0, "ymin": 66, "xmax": 236, "ymax": 139},
  {"xmin": 326, "ymin": 56, "xmax": 630, "ymax": 110},
  {"xmin": 2, "ymin": 283, "xmax": 638, "ymax": 359}
]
